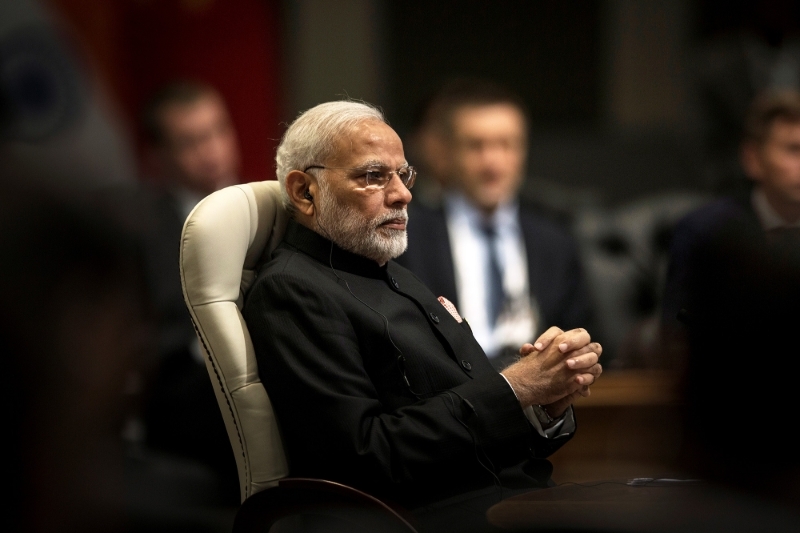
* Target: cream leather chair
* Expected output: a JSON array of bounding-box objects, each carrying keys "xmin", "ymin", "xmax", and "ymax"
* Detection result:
[
  {"xmin": 180, "ymin": 181, "xmax": 416, "ymax": 532},
  {"xmin": 180, "ymin": 180, "xmax": 290, "ymax": 501}
]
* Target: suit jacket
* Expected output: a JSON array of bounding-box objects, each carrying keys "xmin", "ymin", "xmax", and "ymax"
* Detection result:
[
  {"xmin": 661, "ymin": 195, "xmax": 764, "ymax": 331},
  {"xmin": 130, "ymin": 185, "xmax": 201, "ymax": 357},
  {"xmin": 243, "ymin": 220, "xmax": 572, "ymax": 508},
  {"xmin": 396, "ymin": 201, "xmax": 592, "ymax": 336}
]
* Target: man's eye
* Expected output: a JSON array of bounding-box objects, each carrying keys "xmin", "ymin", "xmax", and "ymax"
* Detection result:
[{"xmin": 365, "ymin": 170, "xmax": 385, "ymax": 182}]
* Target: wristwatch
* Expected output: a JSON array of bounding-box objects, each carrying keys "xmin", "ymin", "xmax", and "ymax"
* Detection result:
[{"xmin": 535, "ymin": 404, "xmax": 556, "ymax": 426}]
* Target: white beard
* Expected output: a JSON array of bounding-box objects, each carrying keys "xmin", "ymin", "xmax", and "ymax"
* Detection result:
[{"xmin": 315, "ymin": 180, "xmax": 408, "ymax": 265}]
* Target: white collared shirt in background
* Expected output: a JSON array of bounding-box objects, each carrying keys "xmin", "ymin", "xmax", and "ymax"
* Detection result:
[
  {"xmin": 444, "ymin": 192, "xmax": 539, "ymax": 359},
  {"xmin": 752, "ymin": 186, "xmax": 800, "ymax": 230}
]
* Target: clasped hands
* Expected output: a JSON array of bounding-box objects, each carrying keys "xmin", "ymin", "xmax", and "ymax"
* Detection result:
[{"xmin": 501, "ymin": 327, "xmax": 602, "ymax": 418}]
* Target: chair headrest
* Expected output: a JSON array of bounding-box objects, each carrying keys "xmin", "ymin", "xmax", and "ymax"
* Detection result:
[{"xmin": 181, "ymin": 181, "xmax": 289, "ymax": 310}]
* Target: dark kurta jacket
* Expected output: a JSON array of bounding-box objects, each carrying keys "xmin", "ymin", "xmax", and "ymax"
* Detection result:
[{"xmin": 243, "ymin": 220, "xmax": 572, "ymax": 508}]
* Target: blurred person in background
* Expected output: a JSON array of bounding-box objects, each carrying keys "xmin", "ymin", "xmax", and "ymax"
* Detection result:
[
  {"xmin": 397, "ymin": 79, "xmax": 592, "ymax": 370},
  {"xmin": 663, "ymin": 89, "xmax": 800, "ymax": 338},
  {"xmin": 693, "ymin": 1, "xmax": 800, "ymax": 196},
  {"xmin": 0, "ymin": 0, "xmax": 137, "ymax": 193},
  {"xmin": 2, "ymin": 3, "xmax": 238, "ymax": 528},
  {"xmin": 401, "ymin": 91, "xmax": 453, "ymax": 208},
  {"xmin": 142, "ymin": 80, "xmax": 241, "ymax": 208},
  {"xmin": 662, "ymin": 94, "xmax": 800, "ymax": 523},
  {"xmin": 136, "ymin": 80, "xmax": 242, "ymax": 504},
  {"xmin": 2, "ymin": 189, "xmax": 151, "ymax": 533},
  {"xmin": 138, "ymin": 80, "xmax": 241, "ymax": 360}
]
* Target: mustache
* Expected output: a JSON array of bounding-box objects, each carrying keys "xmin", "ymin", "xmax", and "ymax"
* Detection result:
[{"xmin": 375, "ymin": 210, "xmax": 408, "ymax": 226}]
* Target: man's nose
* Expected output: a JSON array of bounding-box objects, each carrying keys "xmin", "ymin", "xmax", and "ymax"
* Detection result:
[
  {"xmin": 482, "ymin": 142, "xmax": 509, "ymax": 163},
  {"xmin": 385, "ymin": 173, "xmax": 412, "ymax": 206}
]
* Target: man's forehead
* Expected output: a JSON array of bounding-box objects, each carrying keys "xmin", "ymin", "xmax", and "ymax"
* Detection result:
[
  {"xmin": 161, "ymin": 95, "xmax": 228, "ymax": 134},
  {"xmin": 328, "ymin": 119, "xmax": 405, "ymax": 162},
  {"xmin": 163, "ymin": 93, "xmax": 224, "ymax": 117},
  {"xmin": 454, "ymin": 102, "xmax": 523, "ymax": 116},
  {"xmin": 446, "ymin": 105, "xmax": 527, "ymax": 145}
]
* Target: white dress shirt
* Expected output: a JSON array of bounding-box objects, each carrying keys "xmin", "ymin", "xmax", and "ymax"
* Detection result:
[
  {"xmin": 444, "ymin": 192, "xmax": 539, "ymax": 358},
  {"xmin": 443, "ymin": 193, "xmax": 573, "ymax": 438}
]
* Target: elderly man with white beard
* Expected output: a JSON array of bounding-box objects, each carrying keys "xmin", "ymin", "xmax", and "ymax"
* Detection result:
[{"xmin": 242, "ymin": 101, "xmax": 602, "ymax": 532}]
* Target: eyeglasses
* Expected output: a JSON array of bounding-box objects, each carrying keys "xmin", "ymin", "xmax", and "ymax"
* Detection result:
[{"xmin": 303, "ymin": 164, "xmax": 416, "ymax": 190}]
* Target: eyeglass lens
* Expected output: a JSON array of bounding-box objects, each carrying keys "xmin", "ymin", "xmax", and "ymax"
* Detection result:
[{"xmin": 364, "ymin": 168, "xmax": 415, "ymax": 189}]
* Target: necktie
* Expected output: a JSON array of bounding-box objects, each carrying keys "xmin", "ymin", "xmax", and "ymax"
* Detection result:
[{"xmin": 481, "ymin": 221, "xmax": 505, "ymax": 326}]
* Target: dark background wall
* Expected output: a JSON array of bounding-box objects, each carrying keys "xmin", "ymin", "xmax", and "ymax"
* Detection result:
[
  {"xmin": 43, "ymin": 0, "xmax": 800, "ymax": 205},
  {"xmin": 383, "ymin": 0, "xmax": 602, "ymax": 131}
]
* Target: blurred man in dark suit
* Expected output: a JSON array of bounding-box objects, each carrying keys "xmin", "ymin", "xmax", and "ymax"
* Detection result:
[
  {"xmin": 140, "ymin": 80, "xmax": 241, "ymax": 362},
  {"xmin": 663, "ymin": 89, "xmax": 800, "ymax": 333},
  {"xmin": 396, "ymin": 80, "xmax": 592, "ymax": 370},
  {"xmin": 138, "ymin": 81, "xmax": 242, "ymax": 501}
]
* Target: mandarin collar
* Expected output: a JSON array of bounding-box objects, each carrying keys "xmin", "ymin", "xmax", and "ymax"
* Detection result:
[{"xmin": 281, "ymin": 219, "xmax": 388, "ymax": 279}]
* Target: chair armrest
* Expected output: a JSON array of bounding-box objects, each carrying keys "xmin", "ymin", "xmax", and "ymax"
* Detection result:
[{"xmin": 233, "ymin": 477, "xmax": 418, "ymax": 533}]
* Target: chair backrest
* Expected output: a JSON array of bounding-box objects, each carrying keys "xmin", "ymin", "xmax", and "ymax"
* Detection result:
[{"xmin": 179, "ymin": 181, "xmax": 290, "ymax": 502}]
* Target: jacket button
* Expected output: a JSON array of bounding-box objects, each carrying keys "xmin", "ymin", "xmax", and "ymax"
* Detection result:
[
  {"xmin": 390, "ymin": 277, "xmax": 399, "ymax": 289},
  {"xmin": 429, "ymin": 312, "xmax": 440, "ymax": 323},
  {"xmin": 461, "ymin": 360, "xmax": 472, "ymax": 371}
]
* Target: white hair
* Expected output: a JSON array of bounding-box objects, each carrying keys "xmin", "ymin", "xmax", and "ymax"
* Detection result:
[{"xmin": 275, "ymin": 100, "xmax": 385, "ymax": 212}]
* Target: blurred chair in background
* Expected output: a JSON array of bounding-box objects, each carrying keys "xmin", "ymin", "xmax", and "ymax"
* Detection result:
[
  {"xmin": 543, "ymin": 192, "xmax": 706, "ymax": 483},
  {"xmin": 573, "ymin": 192, "xmax": 708, "ymax": 369},
  {"xmin": 397, "ymin": 79, "xmax": 592, "ymax": 370}
]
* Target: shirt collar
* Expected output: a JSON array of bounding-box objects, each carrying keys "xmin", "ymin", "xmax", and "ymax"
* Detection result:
[
  {"xmin": 751, "ymin": 186, "xmax": 800, "ymax": 230},
  {"xmin": 443, "ymin": 190, "xmax": 519, "ymax": 231},
  {"xmin": 280, "ymin": 219, "xmax": 387, "ymax": 279}
]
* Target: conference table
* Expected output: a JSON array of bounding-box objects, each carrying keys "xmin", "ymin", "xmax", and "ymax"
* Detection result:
[
  {"xmin": 485, "ymin": 479, "xmax": 800, "ymax": 532},
  {"xmin": 544, "ymin": 369, "xmax": 684, "ymax": 483},
  {"xmin": 485, "ymin": 370, "xmax": 800, "ymax": 532}
]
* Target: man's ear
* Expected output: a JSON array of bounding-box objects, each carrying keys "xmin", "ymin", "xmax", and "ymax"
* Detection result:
[
  {"xmin": 285, "ymin": 170, "xmax": 316, "ymax": 216},
  {"xmin": 741, "ymin": 141, "xmax": 764, "ymax": 183}
]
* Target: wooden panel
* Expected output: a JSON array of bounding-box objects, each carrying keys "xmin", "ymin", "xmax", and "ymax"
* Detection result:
[{"xmin": 549, "ymin": 370, "xmax": 688, "ymax": 483}]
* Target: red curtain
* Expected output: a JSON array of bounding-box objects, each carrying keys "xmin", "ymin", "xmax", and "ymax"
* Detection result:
[{"xmin": 51, "ymin": 0, "xmax": 283, "ymax": 182}]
